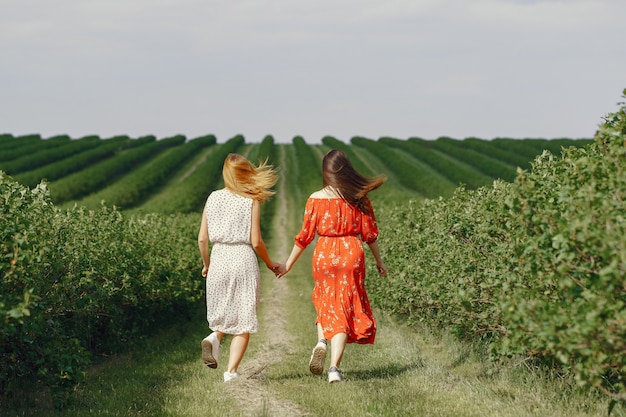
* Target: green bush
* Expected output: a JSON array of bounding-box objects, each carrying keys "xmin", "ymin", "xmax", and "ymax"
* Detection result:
[
  {"xmin": 369, "ymin": 90, "xmax": 626, "ymax": 400},
  {"xmin": 498, "ymin": 94, "xmax": 626, "ymax": 396},
  {"xmin": 0, "ymin": 173, "xmax": 202, "ymax": 407}
]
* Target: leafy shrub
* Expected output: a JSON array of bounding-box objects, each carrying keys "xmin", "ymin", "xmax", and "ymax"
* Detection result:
[
  {"xmin": 498, "ymin": 93, "xmax": 626, "ymax": 397},
  {"xmin": 369, "ymin": 89, "xmax": 626, "ymax": 400},
  {"xmin": 0, "ymin": 173, "xmax": 202, "ymax": 407}
]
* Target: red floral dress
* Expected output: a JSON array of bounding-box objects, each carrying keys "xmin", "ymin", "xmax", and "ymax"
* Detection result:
[{"xmin": 294, "ymin": 197, "xmax": 379, "ymax": 344}]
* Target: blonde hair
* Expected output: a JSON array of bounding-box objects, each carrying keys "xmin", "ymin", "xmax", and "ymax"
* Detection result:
[{"xmin": 222, "ymin": 153, "xmax": 278, "ymax": 202}]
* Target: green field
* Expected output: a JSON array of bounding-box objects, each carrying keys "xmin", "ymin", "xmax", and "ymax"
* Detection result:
[
  {"xmin": 1, "ymin": 103, "xmax": 624, "ymax": 416},
  {"xmin": 0, "ymin": 133, "xmax": 592, "ymax": 211}
]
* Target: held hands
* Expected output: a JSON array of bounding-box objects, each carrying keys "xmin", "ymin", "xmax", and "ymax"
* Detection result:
[
  {"xmin": 269, "ymin": 262, "xmax": 286, "ymax": 278},
  {"xmin": 274, "ymin": 262, "xmax": 290, "ymax": 279}
]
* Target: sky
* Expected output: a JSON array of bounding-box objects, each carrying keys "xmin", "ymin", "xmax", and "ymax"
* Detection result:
[{"xmin": 1, "ymin": 0, "xmax": 625, "ymax": 144}]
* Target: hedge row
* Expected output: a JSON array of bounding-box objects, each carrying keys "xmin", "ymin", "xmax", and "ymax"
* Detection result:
[
  {"xmin": 0, "ymin": 134, "xmax": 41, "ymax": 154},
  {"xmin": 49, "ymin": 135, "xmax": 183, "ymax": 204},
  {"xmin": 0, "ymin": 136, "xmax": 102, "ymax": 175},
  {"xmin": 418, "ymin": 137, "xmax": 517, "ymax": 182},
  {"xmin": 0, "ymin": 135, "xmax": 69, "ymax": 162},
  {"xmin": 246, "ymin": 135, "xmax": 278, "ymax": 239},
  {"xmin": 292, "ymin": 135, "xmax": 322, "ymax": 200},
  {"xmin": 461, "ymin": 137, "xmax": 534, "ymax": 171},
  {"xmin": 368, "ymin": 94, "xmax": 626, "ymax": 400},
  {"xmin": 76, "ymin": 135, "xmax": 216, "ymax": 210},
  {"xmin": 0, "ymin": 173, "xmax": 202, "ymax": 406},
  {"xmin": 380, "ymin": 137, "xmax": 493, "ymax": 189},
  {"xmin": 322, "ymin": 136, "xmax": 378, "ymax": 177},
  {"xmin": 352, "ymin": 136, "xmax": 455, "ymax": 198}
]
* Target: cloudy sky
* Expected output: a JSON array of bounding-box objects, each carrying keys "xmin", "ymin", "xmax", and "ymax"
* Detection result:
[{"xmin": 1, "ymin": 0, "xmax": 625, "ymax": 143}]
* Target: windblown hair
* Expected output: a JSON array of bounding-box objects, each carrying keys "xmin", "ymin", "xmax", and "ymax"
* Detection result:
[
  {"xmin": 322, "ymin": 149, "xmax": 386, "ymax": 214},
  {"xmin": 222, "ymin": 153, "xmax": 278, "ymax": 202}
]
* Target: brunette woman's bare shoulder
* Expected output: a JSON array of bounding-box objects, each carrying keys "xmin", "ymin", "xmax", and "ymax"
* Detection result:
[
  {"xmin": 309, "ymin": 189, "xmax": 326, "ymax": 199},
  {"xmin": 309, "ymin": 187, "xmax": 341, "ymax": 199}
]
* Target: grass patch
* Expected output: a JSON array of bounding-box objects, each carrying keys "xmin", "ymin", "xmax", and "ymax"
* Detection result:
[{"xmin": 2, "ymin": 304, "xmax": 240, "ymax": 417}]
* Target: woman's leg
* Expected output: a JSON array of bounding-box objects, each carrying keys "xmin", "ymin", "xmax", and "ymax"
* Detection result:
[
  {"xmin": 227, "ymin": 333, "xmax": 250, "ymax": 374},
  {"xmin": 316, "ymin": 322, "xmax": 325, "ymax": 341},
  {"xmin": 329, "ymin": 332, "xmax": 347, "ymax": 368},
  {"xmin": 309, "ymin": 323, "xmax": 328, "ymax": 375}
]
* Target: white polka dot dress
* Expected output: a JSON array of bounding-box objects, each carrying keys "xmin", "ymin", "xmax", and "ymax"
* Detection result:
[{"xmin": 204, "ymin": 189, "xmax": 260, "ymax": 334}]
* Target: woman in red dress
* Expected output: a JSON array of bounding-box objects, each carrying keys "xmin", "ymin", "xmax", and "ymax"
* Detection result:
[{"xmin": 281, "ymin": 149, "xmax": 388, "ymax": 383}]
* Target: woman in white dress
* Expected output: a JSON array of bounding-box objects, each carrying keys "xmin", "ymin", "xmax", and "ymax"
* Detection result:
[{"xmin": 198, "ymin": 153, "xmax": 283, "ymax": 382}]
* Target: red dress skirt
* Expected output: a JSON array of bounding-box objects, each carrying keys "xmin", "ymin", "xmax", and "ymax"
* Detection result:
[{"xmin": 295, "ymin": 197, "xmax": 379, "ymax": 344}]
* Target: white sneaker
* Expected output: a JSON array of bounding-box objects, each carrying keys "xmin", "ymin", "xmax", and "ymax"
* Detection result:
[
  {"xmin": 201, "ymin": 332, "xmax": 220, "ymax": 368},
  {"xmin": 328, "ymin": 366, "xmax": 345, "ymax": 383},
  {"xmin": 223, "ymin": 371, "xmax": 240, "ymax": 382},
  {"xmin": 309, "ymin": 340, "xmax": 327, "ymax": 375}
]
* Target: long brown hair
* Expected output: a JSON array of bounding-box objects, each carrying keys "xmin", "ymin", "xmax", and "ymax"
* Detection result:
[
  {"xmin": 222, "ymin": 153, "xmax": 278, "ymax": 202},
  {"xmin": 322, "ymin": 149, "xmax": 385, "ymax": 214}
]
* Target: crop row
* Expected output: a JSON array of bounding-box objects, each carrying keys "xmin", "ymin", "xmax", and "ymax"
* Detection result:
[
  {"xmin": 0, "ymin": 134, "xmax": 69, "ymax": 162},
  {"xmin": 12, "ymin": 136, "xmax": 149, "ymax": 188},
  {"xmin": 2, "ymin": 132, "xmax": 591, "ymax": 210},
  {"xmin": 380, "ymin": 137, "xmax": 494, "ymax": 189},
  {"xmin": 352, "ymin": 136, "xmax": 456, "ymax": 198},
  {"xmin": 49, "ymin": 135, "xmax": 185, "ymax": 204},
  {"xmin": 292, "ymin": 136, "xmax": 323, "ymax": 199},
  {"xmin": 75, "ymin": 135, "xmax": 216, "ymax": 211},
  {"xmin": 0, "ymin": 136, "xmax": 101, "ymax": 175},
  {"xmin": 418, "ymin": 137, "xmax": 517, "ymax": 182},
  {"xmin": 136, "ymin": 135, "xmax": 244, "ymax": 214},
  {"xmin": 247, "ymin": 135, "xmax": 279, "ymax": 238}
]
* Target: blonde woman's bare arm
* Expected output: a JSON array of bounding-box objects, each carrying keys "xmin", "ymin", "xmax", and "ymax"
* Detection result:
[
  {"xmin": 198, "ymin": 207, "xmax": 210, "ymax": 277},
  {"xmin": 251, "ymin": 200, "xmax": 279, "ymax": 271}
]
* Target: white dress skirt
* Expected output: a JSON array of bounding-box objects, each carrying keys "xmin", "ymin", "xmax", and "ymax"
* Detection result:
[{"xmin": 204, "ymin": 189, "xmax": 260, "ymax": 334}]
